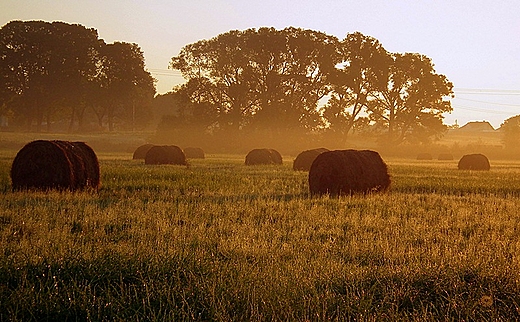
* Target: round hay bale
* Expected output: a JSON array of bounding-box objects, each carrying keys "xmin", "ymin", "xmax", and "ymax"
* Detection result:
[
  {"xmin": 184, "ymin": 147, "xmax": 205, "ymax": 159},
  {"xmin": 308, "ymin": 149, "xmax": 391, "ymax": 196},
  {"xmin": 245, "ymin": 148, "xmax": 283, "ymax": 165},
  {"xmin": 293, "ymin": 148, "xmax": 329, "ymax": 171},
  {"xmin": 268, "ymin": 149, "xmax": 283, "ymax": 165},
  {"xmin": 416, "ymin": 153, "xmax": 433, "ymax": 160},
  {"xmin": 73, "ymin": 141, "xmax": 100, "ymax": 189},
  {"xmin": 133, "ymin": 144, "xmax": 154, "ymax": 159},
  {"xmin": 458, "ymin": 154, "xmax": 490, "ymax": 170},
  {"xmin": 10, "ymin": 140, "xmax": 75, "ymax": 191},
  {"xmin": 145, "ymin": 145, "xmax": 187, "ymax": 165},
  {"xmin": 53, "ymin": 140, "xmax": 88, "ymax": 190},
  {"xmin": 438, "ymin": 153, "xmax": 454, "ymax": 161}
]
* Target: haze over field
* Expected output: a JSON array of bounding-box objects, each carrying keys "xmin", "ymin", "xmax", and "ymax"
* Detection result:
[{"xmin": 2, "ymin": 0, "xmax": 519, "ymax": 128}]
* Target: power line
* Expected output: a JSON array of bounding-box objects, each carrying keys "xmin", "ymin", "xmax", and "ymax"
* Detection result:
[
  {"xmin": 454, "ymin": 88, "xmax": 520, "ymax": 95},
  {"xmin": 455, "ymin": 97, "xmax": 520, "ymax": 107},
  {"xmin": 451, "ymin": 103, "xmax": 517, "ymax": 115}
]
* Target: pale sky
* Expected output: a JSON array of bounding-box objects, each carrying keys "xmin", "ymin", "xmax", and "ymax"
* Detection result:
[{"xmin": 2, "ymin": 0, "xmax": 519, "ymax": 128}]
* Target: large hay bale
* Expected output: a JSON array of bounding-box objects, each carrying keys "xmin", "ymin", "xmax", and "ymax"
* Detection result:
[
  {"xmin": 416, "ymin": 153, "xmax": 433, "ymax": 160},
  {"xmin": 73, "ymin": 141, "xmax": 100, "ymax": 189},
  {"xmin": 133, "ymin": 144, "xmax": 154, "ymax": 159},
  {"xmin": 293, "ymin": 148, "xmax": 329, "ymax": 171},
  {"xmin": 10, "ymin": 140, "xmax": 99, "ymax": 191},
  {"xmin": 458, "ymin": 153, "xmax": 490, "ymax": 170},
  {"xmin": 184, "ymin": 147, "xmax": 205, "ymax": 159},
  {"xmin": 309, "ymin": 149, "xmax": 390, "ymax": 196},
  {"xmin": 245, "ymin": 148, "xmax": 283, "ymax": 165},
  {"xmin": 145, "ymin": 145, "xmax": 187, "ymax": 165},
  {"xmin": 438, "ymin": 153, "xmax": 454, "ymax": 161}
]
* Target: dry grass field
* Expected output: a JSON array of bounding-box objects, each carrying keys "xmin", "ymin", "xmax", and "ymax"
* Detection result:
[{"xmin": 1, "ymin": 132, "xmax": 520, "ymax": 320}]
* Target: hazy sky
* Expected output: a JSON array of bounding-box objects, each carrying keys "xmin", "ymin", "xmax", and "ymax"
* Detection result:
[{"xmin": 2, "ymin": 0, "xmax": 519, "ymax": 128}]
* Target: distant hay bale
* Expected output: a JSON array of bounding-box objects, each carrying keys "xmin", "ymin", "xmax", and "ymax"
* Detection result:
[
  {"xmin": 144, "ymin": 145, "xmax": 187, "ymax": 165},
  {"xmin": 458, "ymin": 154, "xmax": 490, "ymax": 171},
  {"xmin": 438, "ymin": 153, "xmax": 454, "ymax": 161},
  {"xmin": 184, "ymin": 147, "xmax": 205, "ymax": 159},
  {"xmin": 416, "ymin": 153, "xmax": 433, "ymax": 160},
  {"xmin": 245, "ymin": 148, "xmax": 283, "ymax": 165},
  {"xmin": 293, "ymin": 148, "xmax": 329, "ymax": 171},
  {"xmin": 10, "ymin": 140, "xmax": 100, "ymax": 191},
  {"xmin": 133, "ymin": 144, "xmax": 154, "ymax": 159},
  {"xmin": 308, "ymin": 149, "xmax": 390, "ymax": 196}
]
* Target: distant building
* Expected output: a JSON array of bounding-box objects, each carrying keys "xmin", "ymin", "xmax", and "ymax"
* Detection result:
[{"xmin": 457, "ymin": 121, "xmax": 495, "ymax": 132}]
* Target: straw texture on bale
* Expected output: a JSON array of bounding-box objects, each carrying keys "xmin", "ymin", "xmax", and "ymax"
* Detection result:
[
  {"xmin": 245, "ymin": 148, "xmax": 283, "ymax": 165},
  {"xmin": 458, "ymin": 153, "xmax": 490, "ymax": 171},
  {"xmin": 308, "ymin": 149, "xmax": 390, "ymax": 196},
  {"xmin": 438, "ymin": 153, "xmax": 454, "ymax": 161},
  {"xmin": 73, "ymin": 141, "xmax": 100, "ymax": 189},
  {"xmin": 133, "ymin": 144, "xmax": 154, "ymax": 159},
  {"xmin": 293, "ymin": 148, "xmax": 329, "ymax": 171},
  {"xmin": 416, "ymin": 153, "xmax": 433, "ymax": 160},
  {"xmin": 144, "ymin": 145, "xmax": 187, "ymax": 165},
  {"xmin": 184, "ymin": 147, "xmax": 205, "ymax": 159},
  {"xmin": 10, "ymin": 140, "xmax": 99, "ymax": 191}
]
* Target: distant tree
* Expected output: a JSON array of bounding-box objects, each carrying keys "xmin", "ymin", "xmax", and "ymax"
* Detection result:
[
  {"xmin": 500, "ymin": 115, "xmax": 520, "ymax": 150},
  {"xmin": 171, "ymin": 30, "xmax": 255, "ymax": 132},
  {"xmin": 92, "ymin": 42, "xmax": 155, "ymax": 131},
  {"xmin": 323, "ymin": 32, "xmax": 390, "ymax": 143},
  {"xmin": 0, "ymin": 21, "xmax": 100, "ymax": 131},
  {"xmin": 170, "ymin": 27, "xmax": 338, "ymax": 134},
  {"xmin": 248, "ymin": 27, "xmax": 338, "ymax": 132},
  {"xmin": 368, "ymin": 53, "xmax": 454, "ymax": 145}
]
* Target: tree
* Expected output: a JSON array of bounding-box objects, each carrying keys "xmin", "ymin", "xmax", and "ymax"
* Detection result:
[
  {"xmin": 0, "ymin": 21, "xmax": 100, "ymax": 131},
  {"xmin": 323, "ymin": 32, "xmax": 390, "ymax": 143},
  {"xmin": 368, "ymin": 53, "xmax": 454, "ymax": 145},
  {"xmin": 170, "ymin": 27, "xmax": 338, "ymax": 135},
  {"xmin": 171, "ymin": 30, "xmax": 256, "ymax": 132},
  {"xmin": 93, "ymin": 42, "xmax": 155, "ymax": 131},
  {"xmin": 500, "ymin": 115, "xmax": 520, "ymax": 150},
  {"xmin": 248, "ymin": 27, "xmax": 338, "ymax": 132}
]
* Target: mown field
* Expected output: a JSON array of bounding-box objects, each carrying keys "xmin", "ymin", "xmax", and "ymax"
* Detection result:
[{"xmin": 1, "ymin": 146, "xmax": 520, "ymax": 321}]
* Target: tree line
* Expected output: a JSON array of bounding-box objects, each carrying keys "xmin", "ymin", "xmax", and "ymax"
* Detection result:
[
  {"xmin": 0, "ymin": 20, "xmax": 155, "ymax": 132},
  {"xmin": 159, "ymin": 27, "xmax": 454, "ymax": 147},
  {"xmin": 1, "ymin": 21, "xmax": 455, "ymax": 147}
]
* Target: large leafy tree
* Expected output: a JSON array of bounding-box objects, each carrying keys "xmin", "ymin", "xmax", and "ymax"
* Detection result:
[
  {"xmin": 0, "ymin": 21, "xmax": 100, "ymax": 131},
  {"xmin": 91, "ymin": 41, "xmax": 155, "ymax": 131},
  {"xmin": 500, "ymin": 115, "xmax": 520, "ymax": 150},
  {"xmin": 171, "ymin": 30, "xmax": 255, "ymax": 132},
  {"xmin": 0, "ymin": 20, "xmax": 155, "ymax": 132},
  {"xmin": 323, "ymin": 32, "xmax": 390, "ymax": 142},
  {"xmin": 170, "ymin": 27, "xmax": 338, "ymax": 134},
  {"xmin": 248, "ymin": 27, "xmax": 338, "ymax": 131},
  {"xmin": 368, "ymin": 52, "xmax": 454, "ymax": 145}
]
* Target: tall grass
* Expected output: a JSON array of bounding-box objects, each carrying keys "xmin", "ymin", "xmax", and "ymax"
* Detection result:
[{"xmin": 1, "ymin": 151, "xmax": 520, "ymax": 321}]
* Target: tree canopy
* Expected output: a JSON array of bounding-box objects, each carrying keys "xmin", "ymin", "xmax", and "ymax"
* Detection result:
[
  {"xmin": 0, "ymin": 20, "xmax": 155, "ymax": 132},
  {"xmin": 0, "ymin": 21, "xmax": 454, "ymax": 145},
  {"xmin": 168, "ymin": 27, "xmax": 453, "ymax": 146}
]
